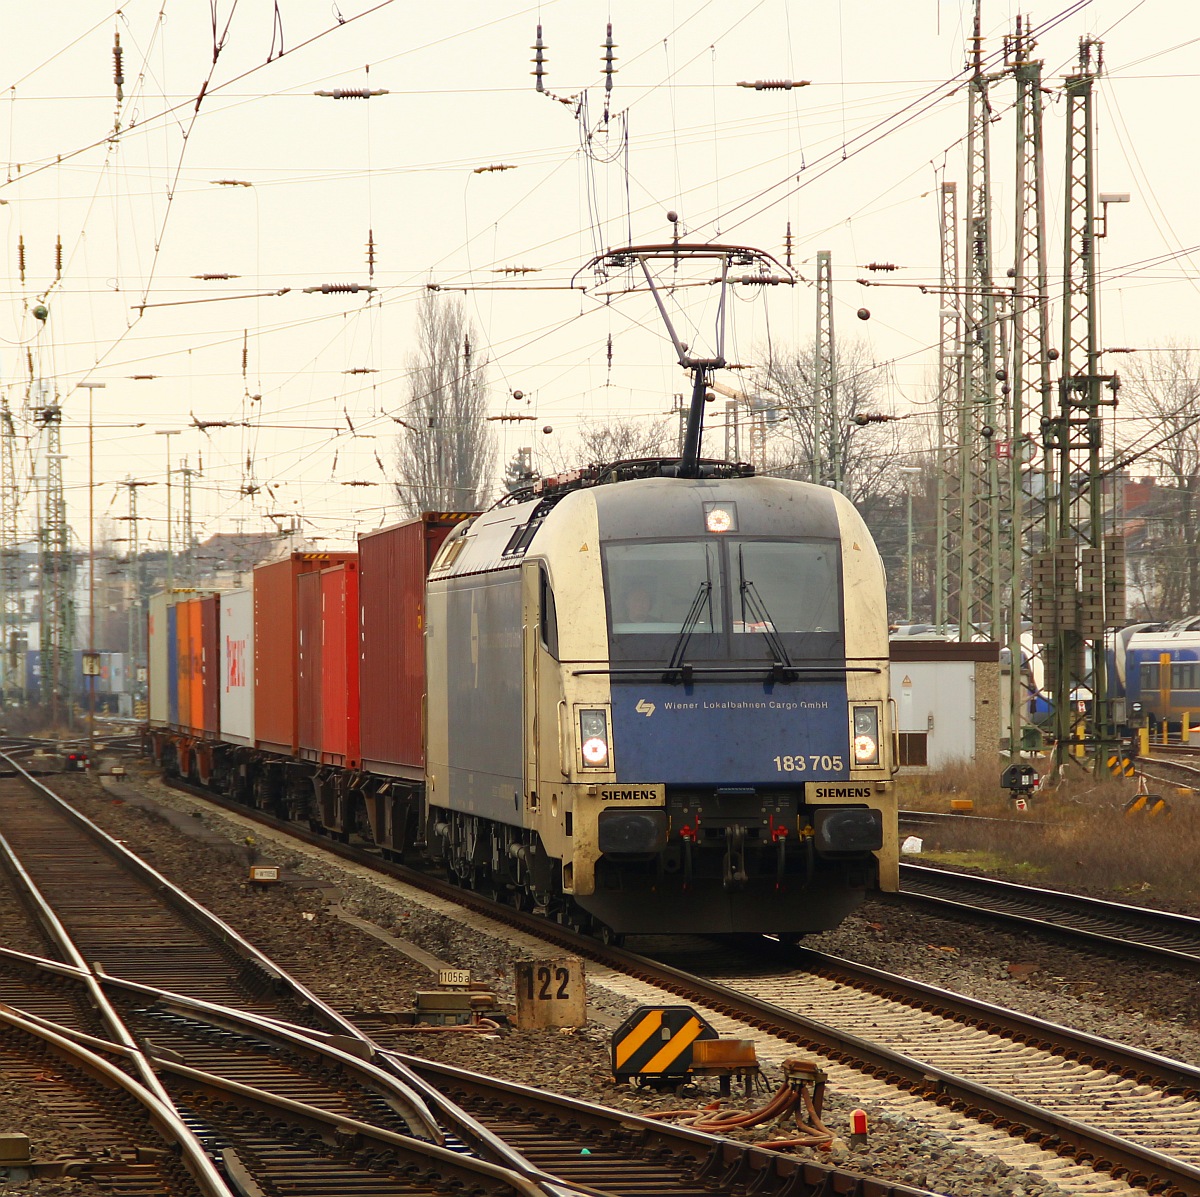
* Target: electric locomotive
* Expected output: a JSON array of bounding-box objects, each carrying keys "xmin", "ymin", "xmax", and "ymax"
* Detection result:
[{"xmin": 424, "ymin": 461, "xmax": 897, "ymax": 936}]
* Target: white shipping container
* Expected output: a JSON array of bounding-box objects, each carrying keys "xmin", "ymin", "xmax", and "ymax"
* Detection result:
[
  {"xmin": 148, "ymin": 594, "xmax": 171, "ymax": 726},
  {"xmin": 220, "ymin": 588, "xmax": 255, "ymax": 746}
]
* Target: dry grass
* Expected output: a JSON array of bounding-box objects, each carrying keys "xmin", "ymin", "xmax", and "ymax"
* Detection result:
[{"xmin": 897, "ymin": 758, "xmax": 1200, "ymax": 914}]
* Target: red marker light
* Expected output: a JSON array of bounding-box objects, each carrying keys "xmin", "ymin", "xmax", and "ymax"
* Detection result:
[{"xmin": 849, "ymin": 1108, "xmax": 868, "ymax": 1143}]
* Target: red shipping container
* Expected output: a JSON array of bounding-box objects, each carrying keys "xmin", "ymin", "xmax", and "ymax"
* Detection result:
[
  {"xmin": 359, "ymin": 514, "xmax": 468, "ymax": 777},
  {"xmin": 321, "ymin": 562, "xmax": 360, "ymax": 768},
  {"xmin": 200, "ymin": 594, "xmax": 220, "ymax": 737},
  {"xmin": 297, "ymin": 571, "xmax": 323, "ymax": 760},
  {"xmin": 254, "ymin": 552, "xmax": 355, "ymax": 756}
]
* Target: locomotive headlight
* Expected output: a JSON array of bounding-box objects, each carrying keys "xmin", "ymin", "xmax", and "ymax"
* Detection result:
[
  {"xmin": 703, "ymin": 501, "xmax": 738, "ymax": 533},
  {"xmin": 852, "ymin": 706, "xmax": 880, "ymax": 765},
  {"xmin": 579, "ymin": 708, "xmax": 611, "ymax": 768}
]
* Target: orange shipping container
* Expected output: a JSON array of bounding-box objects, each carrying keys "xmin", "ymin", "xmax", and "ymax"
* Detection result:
[
  {"xmin": 188, "ymin": 599, "xmax": 203, "ymax": 736},
  {"xmin": 320, "ymin": 562, "xmax": 360, "ymax": 767},
  {"xmin": 175, "ymin": 599, "xmax": 193, "ymax": 733},
  {"xmin": 297, "ymin": 562, "xmax": 360, "ymax": 767},
  {"xmin": 296, "ymin": 572, "xmax": 323, "ymax": 759},
  {"xmin": 254, "ymin": 552, "xmax": 355, "ymax": 756}
]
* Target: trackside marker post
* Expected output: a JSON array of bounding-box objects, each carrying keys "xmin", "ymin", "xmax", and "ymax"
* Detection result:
[{"xmin": 849, "ymin": 1108, "xmax": 868, "ymax": 1146}]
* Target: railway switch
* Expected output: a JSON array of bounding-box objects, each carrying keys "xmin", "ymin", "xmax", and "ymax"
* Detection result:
[{"xmin": 414, "ymin": 988, "xmax": 502, "ymax": 1026}]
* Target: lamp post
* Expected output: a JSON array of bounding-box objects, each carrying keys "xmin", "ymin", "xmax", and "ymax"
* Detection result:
[
  {"xmin": 898, "ymin": 467, "xmax": 922, "ymax": 623},
  {"xmin": 77, "ymin": 381, "xmax": 105, "ymax": 763}
]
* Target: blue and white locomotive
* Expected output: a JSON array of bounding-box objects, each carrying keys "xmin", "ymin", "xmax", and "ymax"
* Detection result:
[{"xmin": 424, "ymin": 462, "xmax": 898, "ymax": 937}]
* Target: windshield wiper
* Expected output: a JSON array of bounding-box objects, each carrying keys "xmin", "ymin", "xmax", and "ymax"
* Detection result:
[
  {"xmin": 663, "ymin": 580, "xmax": 712, "ymax": 684},
  {"xmin": 739, "ymin": 545, "xmax": 795, "ymax": 682}
]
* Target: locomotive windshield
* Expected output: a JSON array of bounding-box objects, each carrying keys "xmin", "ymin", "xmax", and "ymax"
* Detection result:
[
  {"xmin": 605, "ymin": 541, "xmax": 723, "ymax": 634},
  {"xmin": 603, "ymin": 537, "xmax": 843, "ymax": 664},
  {"xmin": 734, "ymin": 541, "xmax": 839, "ymax": 634}
]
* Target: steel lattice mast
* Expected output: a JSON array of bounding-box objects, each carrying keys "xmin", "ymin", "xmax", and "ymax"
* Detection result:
[
  {"xmin": 1007, "ymin": 18, "xmax": 1055, "ymax": 749},
  {"xmin": 936, "ymin": 182, "xmax": 962, "ymax": 632},
  {"xmin": 36, "ymin": 396, "xmax": 74, "ymax": 721},
  {"xmin": 117, "ymin": 480, "xmax": 153, "ymax": 671},
  {"xmin": 179, "ymin": 460, "xmax": 197, "ymax": 585},
  {"xmin": 1036, "ymin": 38, "xmax": 1124, "ymax": 770},
  {"xmin": 812, "ymin": 250, "xmax": 840, "ymax": 489},
  {"xmin": 959, "ymin": 1, "xmax": 1002, "ymax": 641},
  {"xmin": 0, "ymin": 398, "xmax": 22, "ymax": 699}
]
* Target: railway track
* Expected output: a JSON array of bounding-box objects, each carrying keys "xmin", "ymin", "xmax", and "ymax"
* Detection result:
[
  {"xmin": 896, "ymin": 862, "xmax": 1200, "ymax": 967},
  {"xmin": 0, "ymin": 759, "xmax": 549, "ymax": 1195},
  {"xmin": 1135, "ymin": 746, "xmax": 1200, "ymax": 793},
  {"xmin": 0, "ymin": 1003, "xmax": 208, "ymax": 1194},
  {"xmin": 151, "ymin": 768, "xmax": 1200, "ymax": 1195},
  {"xmin": 0, "ymin": 753, "xmax": 933, "ymax": 1197}
]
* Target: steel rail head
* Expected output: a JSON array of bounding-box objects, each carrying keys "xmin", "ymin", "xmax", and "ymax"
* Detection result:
[
  {"xmin": 793, "ymin": 946, "xmax": 1200, "ymax": 1096},
  {"xmin": 0, "ymin": 751, "xmax": 364, "ymax": 1036},
  {"xmin": 0, "ymin": 942, "xmax": 91, "ymax": 980},
  {"xmin": 95, "ymin": 971, "xmax": 563, "ymax": 1178},
  {"xmin": 0, "ymin": 785, "xmax": 249, "ymax": 1197},
  {"xmin": 902, "ymin": 861, "xmax": 1200, "ymax": 928},
  {"xmin": 153, "ymin": 776, "xmax": 577, "ymax": 1183},
  {"xmin": 96, "ymin": 975, "xmax": 442, "ymax": 1143},
  {"xmin": 0, "ymin": 813, "xmax": 179, "ymax": 1101},
  {"xmin": 149, "ymin": 1057, "xmax": 552, "ymax": 1197},
  {"xmin": 0, "ymin": 1004, "xmax": 235, "ymax": 1197}
]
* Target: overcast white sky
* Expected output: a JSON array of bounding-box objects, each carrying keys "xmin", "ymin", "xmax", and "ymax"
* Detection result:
[{"xmin": 1, "ymin": 1, "xmax": 1196, "ymax": 552}]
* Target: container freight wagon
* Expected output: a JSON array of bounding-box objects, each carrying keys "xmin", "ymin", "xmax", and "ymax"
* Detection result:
[{"xmin": 23, "ymin": 650, "xmax": 131, "ymax": 708}]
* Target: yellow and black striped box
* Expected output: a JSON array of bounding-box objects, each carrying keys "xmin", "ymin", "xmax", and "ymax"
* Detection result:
[{"xmin": 611, "ymin": 1005, "xmax": 717, "ymax": 1083}]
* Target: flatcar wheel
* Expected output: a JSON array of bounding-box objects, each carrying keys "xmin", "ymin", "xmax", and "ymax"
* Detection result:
[{"xmin": 598, "ymin": 924, "xmax": 625, "ymax": 948}]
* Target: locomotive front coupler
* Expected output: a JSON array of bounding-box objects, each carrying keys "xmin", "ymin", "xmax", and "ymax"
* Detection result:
[{"xmin": 722, "ymin": 824, "xmax": 748, "ymax": 890}]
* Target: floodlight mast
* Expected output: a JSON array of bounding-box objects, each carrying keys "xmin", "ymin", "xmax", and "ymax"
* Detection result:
[{"xmin": 579, "ymin": 239, "xmax": 794, "ymax": 477}]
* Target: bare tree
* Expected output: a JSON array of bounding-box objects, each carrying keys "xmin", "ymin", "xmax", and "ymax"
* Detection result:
[
  {"xmin": 393, "ymin": 292, "xmax": 496, "ymax": 515},
  {"xmin": 1116, "ymin": 344, "xmax": 1200, "ymax": 618},
  {"xmin": 758, "ymin": 339, "xmax": 905, "ymax": 506},
  {"xmin": 541, "ymin": 415, "xmax": 675, "ymax": 474}
]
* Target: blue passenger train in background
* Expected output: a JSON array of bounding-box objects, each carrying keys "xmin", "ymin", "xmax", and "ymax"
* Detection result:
[{"xmin": 1109, "ymin": 617, "xmax": 1200, "ymax": 732}]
